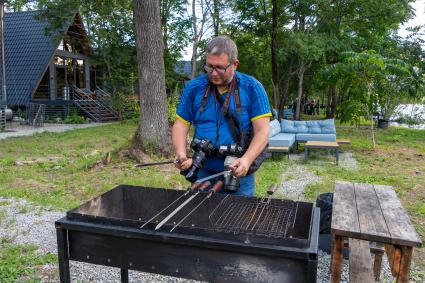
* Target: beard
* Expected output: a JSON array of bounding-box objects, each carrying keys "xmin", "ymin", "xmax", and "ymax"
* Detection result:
[{"xmin": 208, "ymin": 73, "xmax": 234, "ymax": 86}]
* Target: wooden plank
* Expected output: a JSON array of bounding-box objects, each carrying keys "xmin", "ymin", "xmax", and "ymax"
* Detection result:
[
  {"xmin": 349, "ymin": 238, "xmax": 374, "ymax": 283},
  {"xmin": 331, "ymin": 235, "xmax": 344, "ymax": 283},
  {"xmin": 332, "ymin": 181, "xmax": 360, "ymax": 236},
  {"xmin": 354, "ymin": 183, "xmax": 391, "ymax": 241},
  {"xmin": 374, "ymin": 185, "xmax": 422, "ymax": 247}
]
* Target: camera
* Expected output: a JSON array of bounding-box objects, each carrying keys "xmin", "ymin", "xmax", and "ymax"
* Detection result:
[
  {"xmin": 180, "ymin": 138, "xmax": 215, "ymax": 182},
  {"xmin": 218, "ymin": 144, "xmax": 245, "ymax": 192}
]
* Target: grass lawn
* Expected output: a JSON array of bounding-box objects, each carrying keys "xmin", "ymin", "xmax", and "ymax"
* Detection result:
[{"xmin": 0, "ymin": 118, "xmax": 424, "ymax": 279}]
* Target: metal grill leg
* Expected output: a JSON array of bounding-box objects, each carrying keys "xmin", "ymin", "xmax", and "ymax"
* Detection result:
[
  {"xmin": 56, "ymin": 227, "xmax": 70, "ymax": 283},
  {"xmin": 121, "ymin": 269, "xmax": 129, "ymax": 283},
  {"xmin": 335, "ymin": 148, "xmax": 339, "ymax": 165}
]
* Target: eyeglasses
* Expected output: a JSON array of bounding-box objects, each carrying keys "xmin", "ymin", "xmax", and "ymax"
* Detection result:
[{"xmin": 204, "ymin": 62, "xmax": 232, "ymax": 74}]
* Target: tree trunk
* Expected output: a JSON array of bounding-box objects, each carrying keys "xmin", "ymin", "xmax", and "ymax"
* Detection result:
[
  {"xmin": 191, "ymin": 0, "xmax": 198, "ymax": 79},
  {"xmin": 326, "ymin": 86, "xmax": 332, "ymax": 117},
  {"xmin": 133, "ymin": 0, "xmax": 170, "ymax": 155},
  {"xmin": 295, "ymin": 59, "xmax": 305, "ymax": 120},
  {"xmin": 278, "ymin": 54, "xmax": 294, "ymax": 120},
  {"xmin": 271, "ymin": 0, "xmax": 279, "ymax": 110},
  {"xmin": 329, "ymin": 85, "xmax": 337, "ymax": 118},
  {"xmin": 212, "ymin": 0, "xmax": 219, "ymax": 36}
]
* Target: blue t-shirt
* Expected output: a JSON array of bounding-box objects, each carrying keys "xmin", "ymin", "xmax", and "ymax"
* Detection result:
[{"xmin": 176, "ymin": 72, "xmax": 271, "ymax": 171}]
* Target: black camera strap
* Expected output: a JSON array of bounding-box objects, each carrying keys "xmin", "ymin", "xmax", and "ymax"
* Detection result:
[
  {"xmin": 214, "ymin": 89, "xmax": 241, "ymax": 145},
  {"xmin": 200, "ymin": 76, "xmax": 242, "ymax": 145}
]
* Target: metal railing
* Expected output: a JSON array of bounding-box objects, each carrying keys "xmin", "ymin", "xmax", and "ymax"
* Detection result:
[
  {"xmin": 26, "ymin": 103, "xmax": 45, "ymax": 127},
  {"xmin": 0, "ymin": 106, "xmax": 6, "ymax": 131},
  {"xmin": 71, "ymin": 86, "xmax": 118, "ymax": 122}
]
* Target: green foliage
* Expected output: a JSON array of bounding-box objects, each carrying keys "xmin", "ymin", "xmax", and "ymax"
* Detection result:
[
  {"xmin": 320, "ymin": 50, "xmax": 417, "ymax": 123},
  {"xmin": 63, "ymin": 108, "xmax": 86, "ymax": 124},
  {"xmin": 167, "ymin": 84, "xmax": 181, "ymax": 125},
  {"xmin": 0, "ymin": 243, "xmax": 56, "ymax": 283}
]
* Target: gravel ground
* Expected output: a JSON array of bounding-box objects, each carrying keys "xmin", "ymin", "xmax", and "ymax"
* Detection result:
[
  {"xmin": 0, "ymin": 196, "xmax": 411, "ymax": 282},
  {"xmin": 0, "ymin": 122, "xmax": 109, "ymax": 140},
  {"xmin": 289, "ymin": 152, "xmax": 358, "ymax": 170},
  {"xmin": 277, "ymin": 163, "xmax": 321, "ymax": 200},
  {"xmin": 275, "ymin": 150, "xmax": 358, "ymax": 201}
]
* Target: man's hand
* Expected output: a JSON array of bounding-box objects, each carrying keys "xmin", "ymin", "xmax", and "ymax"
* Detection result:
[
  {"xmin": 175, "ymin": 153, "xmax": 193, "ymax": 171},
  {"xmin": 172, "ymin": 119, "xmax": 191, "ymax": 171},
  {"xmin": 229, "ymin": 157, "xmax": 252, "ymax": 177}
]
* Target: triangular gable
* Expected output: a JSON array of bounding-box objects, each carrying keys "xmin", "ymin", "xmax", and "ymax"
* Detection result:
[{"xmin": 1, "ymin": 10, "xmax": 90, "ymax": 107}]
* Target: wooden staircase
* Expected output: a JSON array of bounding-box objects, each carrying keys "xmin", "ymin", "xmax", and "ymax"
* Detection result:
[{"xmin": 72, "ymin": 86, "xmax": 119, "ymax": 122}]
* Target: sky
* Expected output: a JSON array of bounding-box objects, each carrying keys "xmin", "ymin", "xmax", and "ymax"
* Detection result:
[{"xmin": 398, "ymin": 0, "xmax": 425, "ymax": 38}]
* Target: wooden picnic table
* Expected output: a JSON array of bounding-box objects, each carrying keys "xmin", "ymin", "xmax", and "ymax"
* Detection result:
[{"xmin": 331, "ymin": 181, "xmax": 422, "ymax": 283}]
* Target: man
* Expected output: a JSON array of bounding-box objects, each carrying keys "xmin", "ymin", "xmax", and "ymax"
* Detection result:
[{"xmin": 172, "ymin": 36, "xmax": 271, "ymax": 196}]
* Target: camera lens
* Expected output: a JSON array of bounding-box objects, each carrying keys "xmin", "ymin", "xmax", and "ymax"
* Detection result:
[{"xmin": 222, "ymin": 156, "xmax": 239, "ymax": 192}]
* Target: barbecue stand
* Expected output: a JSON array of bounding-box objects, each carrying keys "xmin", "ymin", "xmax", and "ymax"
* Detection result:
[{"xmin": 55, "ymin": 185, "xmax": 319, "ymax": 283}]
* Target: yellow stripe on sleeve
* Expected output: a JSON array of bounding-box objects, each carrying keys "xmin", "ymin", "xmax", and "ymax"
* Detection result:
[
  {"xmin": 176, "ymin": 114, "xmax": 190, "ymax": 125},
  {"xmin": 251, "ymin": 113, "xmax": 272, "ymax": 122}
]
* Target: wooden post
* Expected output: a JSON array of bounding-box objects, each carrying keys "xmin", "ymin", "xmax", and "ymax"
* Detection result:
[
  {"xmin": 398, "ymin": 246, "xmax": 413, "ymax": 283},
  {"xmin": 372, "ymin": 243, "xmax": 384, "ymax": 282},
  {"xmin": 49, "ymin": 62, "xmax": 56, "ymax": 100},
  {"xmin": 331, "ymin": 235, "xmax": 344, "ymax": 283},
  {"xmin": 84, "ymin": 59, "xmax": 90, "ymax": 89}
]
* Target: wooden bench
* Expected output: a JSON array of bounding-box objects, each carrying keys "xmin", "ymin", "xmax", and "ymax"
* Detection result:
[
  {"xmin": 349, "ymin": 238, "xmax": 374, "ymax": 282},
  {"xmin": 304, "ymin": 141, "xmax": 339, "ymax": 164},
  {"xmin": 336, "ymin": 138, "xmax": 351, "ymax": 145},
  {"xmin": 267, "ymin": 146, "xmax": 290, "ymax": 158},
  {"xmin": 331, "ymin": 181, "xmax": 422, "ymax": 283}
]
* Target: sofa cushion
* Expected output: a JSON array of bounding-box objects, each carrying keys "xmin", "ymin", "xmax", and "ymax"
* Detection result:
[
  {"xmin": 269, "ymin": 133, "xmax": 296, "ymax": 147},
  {"xmin": 317, "ymin": 119, "xmax": 336, "ymax": 134},
  {"xmin": 269, "ymin": 119, "xmax": 281, "ymax": 138},
  {"xmin": 281, "ymin": 119, "xmax": 336, "ymax": 134},
  {"xmin": 296, "ymin": 133, "xmax": 336, "ymax": 142},
  {"xmin": 281, "ymin": 119, "xmax": 296, "ymax": 133}
]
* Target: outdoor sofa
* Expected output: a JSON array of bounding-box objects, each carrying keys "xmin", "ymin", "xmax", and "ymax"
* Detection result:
[{"xmin": 268, "ymin": 119, "xmax": 337, "ymax": 153}]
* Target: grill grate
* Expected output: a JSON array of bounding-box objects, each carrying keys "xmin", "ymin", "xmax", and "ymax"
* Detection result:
[{"xmin": 209, "ymin": 195, "xmax": 298, "ymax": 238}]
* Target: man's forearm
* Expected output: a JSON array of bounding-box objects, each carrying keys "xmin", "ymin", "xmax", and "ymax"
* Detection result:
[{"xmin": 172, "ymin": 120, "xmax": 190, "ymax": 157}]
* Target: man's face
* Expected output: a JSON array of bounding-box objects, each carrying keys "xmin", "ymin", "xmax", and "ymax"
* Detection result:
[{"xmin": 205, "ymin": 53, "xmax": 238, "ymax": 86}]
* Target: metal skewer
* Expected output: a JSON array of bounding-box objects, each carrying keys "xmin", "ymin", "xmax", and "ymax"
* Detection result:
[
  {"xmin": 154, "ymin": 181, "xmax": 212, "ymax": 231},
  {"xmin": 170, "ymin": 180, "xmax": 223, "ymax": 232},
  {"xmin": 140, "ymin": 189, "xmax": 191, "ymax": 229},
  {"xmin": 135, "ymin": 160, "xmax": 177, "ymax": 167},
  {"xmin": 194, "ymin": 170, "xmax": 231, "ymax": 183}
]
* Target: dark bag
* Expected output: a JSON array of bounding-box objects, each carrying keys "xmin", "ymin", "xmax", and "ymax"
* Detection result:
[
  {"xmin": 240, "ymin": 131, "xmax": 268, "ymax": 175},
  {"xmin": 316, "ymin": 192, "xmax": 334, "ymax": 234}
]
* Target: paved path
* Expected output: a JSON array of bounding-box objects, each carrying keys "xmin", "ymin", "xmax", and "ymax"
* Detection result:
[{"xmin": 0, "ymin": 122, "xmax": 110, "ymax": 140}]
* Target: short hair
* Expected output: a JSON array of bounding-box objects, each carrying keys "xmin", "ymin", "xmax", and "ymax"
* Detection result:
[{"xmin": 205, "ymin": 36, "xmax": 238, "ymax": 62}]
